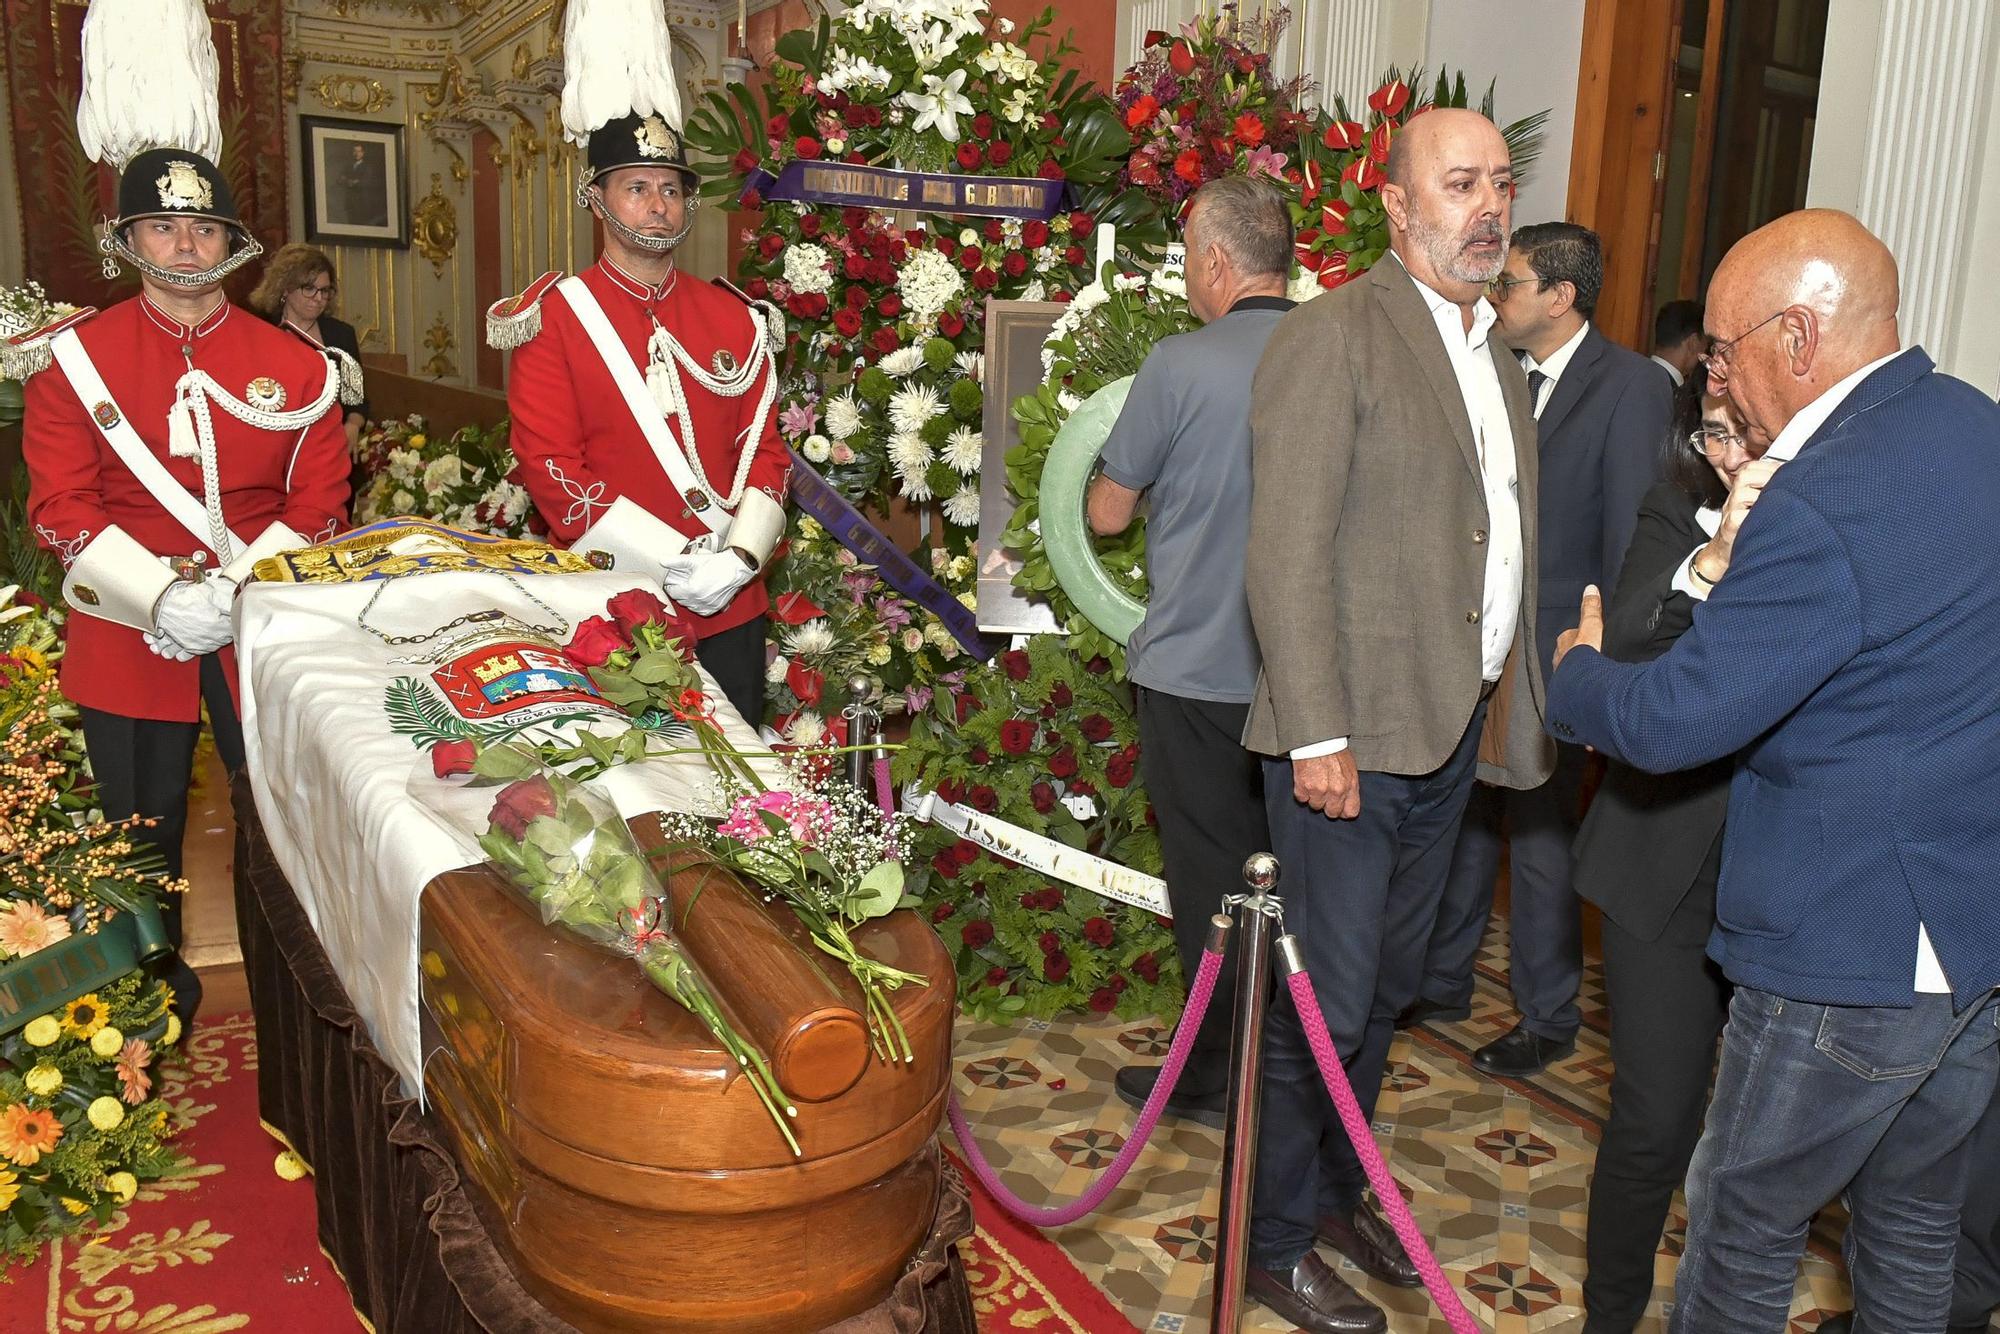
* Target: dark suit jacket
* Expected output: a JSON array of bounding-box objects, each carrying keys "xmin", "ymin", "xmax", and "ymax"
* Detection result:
[
  {"xmin": 1569, "ymin": 481, "xmax": 1731, "ymax": 940},
  {"xmin": 1530, "ymin": 324, "xmax": 1672, "ymax": 675},
  {"xmin": 1245, "ymin": 257, "xmax": 1552, "ymax": 791},
  {"xmin": 1550, "ymin": 350, "xmax": 2000, "ymax": 1007},
  {"xmin": 273, "ymin": 312, "xmax": 370, "ymax": 422}
]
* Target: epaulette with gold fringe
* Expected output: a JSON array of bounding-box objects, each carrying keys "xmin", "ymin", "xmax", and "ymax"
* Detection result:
[
  {"xmin": 0, "ymin": 306, "xmax": 98, "ymax": 382},
  {"xmin": 485, "ymin": 272, "xmax": 564, "ymax": 351}
]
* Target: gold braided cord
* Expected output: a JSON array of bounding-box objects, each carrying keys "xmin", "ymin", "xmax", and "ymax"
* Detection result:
[{"xmin": 248, "ymin": 518, "xmax": 597, "ymax": 585}]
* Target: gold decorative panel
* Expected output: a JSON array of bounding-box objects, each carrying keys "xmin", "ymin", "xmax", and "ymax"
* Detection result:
[{"xmin": 312, "ymin": 73, "xmax": 394, "ymax": 113}]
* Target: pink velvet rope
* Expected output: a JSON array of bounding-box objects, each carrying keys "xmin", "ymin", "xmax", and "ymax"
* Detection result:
[
  {"xmin": 947, "ymin": 943, "xmax": 1226, "ymax": 1227},
  {"xmin": 872, "ymin": 755, "xmax": 896, "ymax": 817},
  {"xmin": 1286, "ymin": 969, "xmax": 1482, "ymax": 1332}
]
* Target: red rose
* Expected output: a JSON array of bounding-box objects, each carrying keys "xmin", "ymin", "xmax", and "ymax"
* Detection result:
[
  {"xmin": 1079, "ymin": 713, "xmax": 1113, "ymax": 742},
  {"xmin": 1111, "ymin": 973, "xmax": 1128, "ymax": 993},
  {"xmin": 1083, "ymin": 916, "xmax": 1114, "ymax": 948},
  {"xmin": 972, "ymin": 113, "xmax": 995, "ymax": 140},
  {"xmin": 1134, "ymin": 951, "xmax": 1161, "ymax": 984},
  {"xmin": 999, "ymin": 720, "xmax": 1037, "ymax": 755},
  {"xmin": 983, "ymin": 219, "xmax": 1005, "ymax": 242},
  {"xmin": 1085, "ymin": 655, "xmax": 1112, "ymax": 675},
  {"xmin": 606, "ymin": 587, "xmax": 675, "ymax": 637},
  {"xmin": 871, "ymin": 326, "xmax": 900, "ymax": 354},
  {"xmin": 931, "ymin": 901, "xmax": 956, "ymax": 923},
  {"xmin": 1030, "ymin": 781, "xmax": 1057, "ymax": 813},
  {"xmin": 1035, "ymin": 931, "xmax": 1059, "ymax": 958},
  {"xmin": 1048, "ymin": 746, "xmax": 1078, "ymax": 779},
  {"xmin": 936, "ymin": 231, "xmax": 959, "ymax": 253},
  {"xmin": 1022, "ymin": 220, "xmax": 1050, "ymax": 248},
  {"xmin": 1069, "ymin": 211, "xmax": 1095, "ymax": 234},
  {"xmin": 795, "ymin": 136, "xmax": 823, "ymax": 160},
  {"xmin": 961, "ymin": 919, "xmax": 994, "ymax": 949},
  {"xmin": 956, "ymin": 142, "xmax": 984, "ymax": 171},
  {"xmin": 1107, "ymin": 754, "xmax": 1135, "ymax": 788},
  {"xmin": 732, "ymin": 148, "xmax": 760, "ymax": 173},
  {"xmin": 936, "ymin": 778, "xmax": 964, "ymax": 805},
  {"xmin": 1000, "ymin": 649, "xmax": 1031, "ymax": 680},
  {"xmin": 566, "ymin": 615, "xmax": 626, "ymax": 666},
  {"xmin": 876, "ymin": 293, "xmax": 902, "ymax": 318},
  {"xmin": 800, "ymin": 213, "xmax": 823, "ymax": 238},
  {"xmin": 938, "ymin": 311, "xmax": 966, "ymax": 337},
  {"xmin": 1233, "ymin": 113, "xmax": 1266, "ymax": 147},
  {"xmin": 1042, "ymin": 112, "xmax": 1061, "ymax": 132},
  {"xmin": 742, "ymin": 189, "xmax": 764, "ymax": 209},
  {"xmin": 489, "ymin": 776, "xmax": 558, "ymax": 841},
  {"xmin": 851, "ymin": 105, "xmax": 882, "ymax": 128},
  {"xmin": 970, "ymin": 746, "xmax": 990, "ymax": 765},
  {"xmin": 1124, "ymin": 95, "xmax": 1160, "ymax": 131},
  {"xmin": 842, "ymin": 207, "xmax": 869, "ymax": 228},
  {"xmin": 953, "ymin": 839, "xmax": 979, "ymax": 865},
  {"xmin": 1002, "ymin": 251, "xmax": 1028, "ymax": 278},
  {"xmin": 430, "ymin": 739, "xmax": 477, "ymax": 779},
  {"xmin": 985, "ymin": 965, "xmax": 1010, "ymax": 986},
  {"xmin": 969, "ymin": 785, "xmax": 998, "ymax": 813},
  {"xmin": 758, "ymin": 233, "xmax": 786, "ymax": 261},
  {"xmin": 973, "ymin": 268, "xmax": 998, "ymax": 291},
  {"xmin": 1088, "ymin": 987, "xmax": 1119, "ymax": 1013},
  {"xmin": 844, "ymin": 285, "xmax": 869, "ymax": 310},
  {"xmin": 1069, "ymin": 780, "xmax": 1097, "ymax": 799},
  {"xmin": 953, "ymin": 689, "xmax": 981, "ymax": 722},
  {"xmin": 1323, "ymin": 119, "xmax": 1365, "ymax": 151},
  {"xmin": 833, "ymin": 307, "xmax": 863, "ymax": 337},
  {"xmin": 931, "ymin": 851, "xmax": 961, "ymax": 879},
  {"xmin": 785, "ymin": 657, "xmax": 825, "ymax": 705},
  {"xmin": 1173, "ymin": 150, "xmax": 1204, "ymax": 184},
  {"xmin": 1044, "ymin": 951, "xmax": 1072, "ymax": 983},
  {"xmin": 1368, "ymin": 120, "xmax": 1394, "ymax": 165},
  {"xmin": 1368, "ymin": 79, "xmax": 1411, "ymax": 118},
  {"xmin": 958, "ymin": 245, "xmax": 984, "ymax": 272},
  {"xmin": 868, "ymin": 258, "xmax": 897, "ymax": 285},
  {"xmin": 744, "ymin": 277, "xmax": 770, "ymax": 299},
  {"xmin": 1063, "ymin": 245, "xmax": 1088, "ymax": 267},
  {"xmin": 1168, "ymin": 39, "xmax": 1197, "ymax": 75},
  {"xmin": 1037, "ymin": 159, "xmax": 1064, "ymax": 181},
  {"xmin": 1047, "ymin": 682, "xmax": 1072, "ymax": 708},
  {"xmin": 988, "ymin": 141, "xmax": 1014, "ymax": 166},
  {"xmin": 840, "ymin": 254, "xmax": 865, "ymax": 281}
]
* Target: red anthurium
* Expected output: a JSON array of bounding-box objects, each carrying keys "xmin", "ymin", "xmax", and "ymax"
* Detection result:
[
  {"xmin": 1368, "ymin": 120, "xmax": 1394, "ymax": 164},
  {"xmin": 1321, "ymin": 199, "xmax": 1351, "ymax": 235},
  {"xmin": 1342, "ymin": 156, "xmax": 1386, "ymax": 192},
  {"xmin": 1323, "ymin": 119, "xmax": 1365, "ymax": 151},
  {"xmin": 1318, "ymin": 251, "xmax": 1353, "ymax": 288},
  {"xmin": 1301, "ymin": 160, "xmax": 1322, "ymax": 195},
  {"xmin": 1168, "ymin": 39, "xmax": 1197, "ymax": 75},
  {"xmin": 1368, "ymin": 79, "xmax": 1411, "ymax": 117}
]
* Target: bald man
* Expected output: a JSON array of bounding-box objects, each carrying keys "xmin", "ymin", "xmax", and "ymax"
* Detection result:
[
  {"xmin": 1242, "ymin": 108, "xmax": 1550, "ymax": 1333},
  {"xmin": 1549, "ymin": 210, "xmax": 2000, "ymax": 1332}
]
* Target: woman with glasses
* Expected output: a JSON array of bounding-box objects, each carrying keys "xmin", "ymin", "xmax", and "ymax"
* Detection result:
[
  {"xmin": 1570, "ymin": 377, "xmax": 1774, "ymax": 1332},
  {"xmin": 250, "ymin": 244, "xmax": 369, "ymax": 448}
]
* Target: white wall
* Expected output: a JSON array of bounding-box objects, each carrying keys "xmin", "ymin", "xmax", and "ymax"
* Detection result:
[{"xmin": 1422, "ymin": 0, "xmax": 1586, "ymax": 227}]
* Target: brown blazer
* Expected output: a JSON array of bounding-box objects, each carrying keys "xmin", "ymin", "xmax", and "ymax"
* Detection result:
[{"xmin": 1242, "ymin": 256, "xmax": 1553, "ymax": 790}]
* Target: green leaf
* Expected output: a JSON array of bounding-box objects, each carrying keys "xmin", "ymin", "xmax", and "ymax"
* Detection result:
[
  {"xmin": 852, "ymin": 860, "xmax": 904, "ymax": 920},
  {"xmin": 470, "ymin": 743, "xmax": 542, "ymax": 782}
]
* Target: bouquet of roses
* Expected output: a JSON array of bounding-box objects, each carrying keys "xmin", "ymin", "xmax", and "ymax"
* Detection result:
[{"xmin": 660, "ymin": 758, "xmax": 923, "ymax": 1063}]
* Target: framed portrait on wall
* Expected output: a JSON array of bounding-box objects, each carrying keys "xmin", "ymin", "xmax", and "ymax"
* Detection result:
[{"xmin": 300, "ymin": 115, "xmax": 407, "ymax": 248}]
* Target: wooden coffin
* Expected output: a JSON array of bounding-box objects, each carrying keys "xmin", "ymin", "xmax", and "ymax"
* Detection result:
[{"xmin": 417, "ymin": 812, "xmax": 956, "ymax": 1332}]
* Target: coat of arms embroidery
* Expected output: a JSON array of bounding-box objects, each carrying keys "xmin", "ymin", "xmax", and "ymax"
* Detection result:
[{"xmin": 154, "ymin": 160, "xmax": 215, "ymax": 212}]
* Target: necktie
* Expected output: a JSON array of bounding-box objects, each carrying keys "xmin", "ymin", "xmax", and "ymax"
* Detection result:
[{"xmin": 1526, "ymin": 368, "xmax": 1550, "ymax": 418}]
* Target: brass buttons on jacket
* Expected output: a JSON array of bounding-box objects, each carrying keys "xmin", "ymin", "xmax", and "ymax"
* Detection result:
[
  {"xmin": 1466, "ymin": 610, "xmax": 1479, "ymax": 623},
  {"xmin": 1472, "ymin": 529, "xmax": 1487, "ymax": 544}
]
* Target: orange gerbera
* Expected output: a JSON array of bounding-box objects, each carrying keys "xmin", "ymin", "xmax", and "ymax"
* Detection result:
[{"xmin": 0, "ymin": 1103, "xmax": 63, "ymax": 1166}]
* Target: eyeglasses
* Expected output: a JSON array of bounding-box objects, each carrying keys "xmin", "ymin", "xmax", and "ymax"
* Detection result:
[
  {"xmin": 1699, "ymin": 308, "xmax": 1786, "ymax": 385},
  {"xmin": 1485, "ymin": 274, "xmax": 1538, "ymax": 303},
  {"xmin": 296, "ymin": 282, "xmax": 335, "ymax": 300},
  {"xmin": 1687, "ymin": 426, "xmax": 1747, "ymax": 457}
]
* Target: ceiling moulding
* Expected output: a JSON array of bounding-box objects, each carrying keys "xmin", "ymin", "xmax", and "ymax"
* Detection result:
[{"xmin": 291, "ymin": 0, "xmax": 492, "ymax": 32}]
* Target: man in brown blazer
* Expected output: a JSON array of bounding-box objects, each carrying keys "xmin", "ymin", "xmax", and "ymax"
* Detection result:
[{"xmin": 1242, "ymin": 108, "xmax": 1554, "ymax": 1333}]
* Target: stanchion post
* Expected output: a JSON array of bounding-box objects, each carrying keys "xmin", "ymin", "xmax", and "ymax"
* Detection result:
[
  {"xmin": 842, "ymin": 673, "xmax": 881, "ymax": 796},
  {"xmin": 1212, "ymin": 852, "xmax": 1280, "ymax": 1333}
]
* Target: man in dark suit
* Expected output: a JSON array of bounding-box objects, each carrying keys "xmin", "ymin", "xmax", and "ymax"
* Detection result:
[
  {"xmin": 1242, "ymin": 108, "xmax": 1552, "ymax": 1333},
  {"xmin": 1550, "ymin": 209, "xmax": 2000, "ymax": 1332},
  {"xmin": 1417, "ymin": 222, "xmax": 1670, "ymax": 1077}
]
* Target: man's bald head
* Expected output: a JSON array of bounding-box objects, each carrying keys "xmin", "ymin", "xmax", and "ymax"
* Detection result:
[
  {"xmin": 1706, "ymin": 209, "xmax": 1901, "ymax": 446},
  {"xmin": 1379, "ymin": 108, "xmax": 1514, "ymax": 304}
]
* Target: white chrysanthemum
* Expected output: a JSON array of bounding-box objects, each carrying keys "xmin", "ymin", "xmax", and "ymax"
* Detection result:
[
  {"xmin": 899, "ymin": 468, "xmax": 935, "ymax": 502},
  {"xmin": 766, "ymin": 654, "xmax": 791, "ymax": 684},
  {"xmin": 783, "ymin": 243, "xmax": 833, "ymax": 296},
  {"xmin": 1057, "ymin": 389, "xmax": 1082, "ymax": 414},
  {"xmin": 879, "ymin": 346, "xmax": 925, "ymax": 378},
  {"xmin": 1151, "ymin": 267, "xmax": 1187, "ymax": 299},
  {"xmin": 495, "ymin": 482, "xmax": 530, "ymax": 523},
  {"xmin": 1287, "ymin": 266, "xmax": 1325, "ymax": 305},
  {"xmin": 886, "ymin": 429, "xmax": 934, "ymax": 479},
  {"xmin": 390, "ymin": 488, "xmax": 415, "ymax": 513},
  {"xmin": 785, "ymin": 711, "xmax": 828, "ymax": 746},
  {"xmin": 897, "ymin": 247, "xmax": 965, "ymax": 322},
  {"xmin": 802, "ymin": 433, "xmax": 832, "ymax": 463},
  {"xmin": 784, "ymin": 619, "xmax": 837, "ymax": 657},
  {"xmin": 422, "ymin": 455, "xmax": 463, "ymax": 495},
  {"xmin": 943, "ymin": 425, "xmax": 984, "ymax": 474},
  {"xmin": 953, "ymin": 350, "xmax": 984, "ymax": 381},
  {"xmin": 942, "ymin": 485, "xmax": 981, "ymax": 526},
  {"xmin": 825, "ymin": 392, "xmax": 864, "ymax": 440},
  {"xmin": 887, "ymin": 383, "xmax": 944, "ymax": 432}
]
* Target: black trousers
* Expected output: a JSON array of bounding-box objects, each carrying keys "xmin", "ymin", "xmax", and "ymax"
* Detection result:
[
  {"xmin": 1133, "ymin": 685, "xmax": 1269, "ymax": 1095},
  {"xmin": 1582, "ymin": 834, "xmax": 1729, "ymax": 1333},
  {"xmin": 78, "ymin": 654, "xmax": 246, "ymax": 1027},
  {"xmin": 695, "ymin": 614, "xmax": 768, "ymax": 729}
]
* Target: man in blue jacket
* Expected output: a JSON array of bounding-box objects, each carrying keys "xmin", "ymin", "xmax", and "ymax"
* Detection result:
[{"xmin": 1548, "ymin": 209, "xmax": 2000, "ymax": 1333}]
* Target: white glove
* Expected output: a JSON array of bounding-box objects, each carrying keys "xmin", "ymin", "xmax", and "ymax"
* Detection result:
[
  {"xmin": 660, "ymin": 549, "xmax": 756, "ymax": 618},
  {"xmin": 143, "ymin": 629, "xmax": 195, "ymax": 662},
  {"xmin": 153, "ymin": 579, "xmax": 232, "ymax": 656}
]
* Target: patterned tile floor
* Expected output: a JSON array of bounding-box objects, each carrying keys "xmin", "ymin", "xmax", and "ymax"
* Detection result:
[{"xmin": 946, "ymin": 914, "xmax": 1866, "ymax": 1334}]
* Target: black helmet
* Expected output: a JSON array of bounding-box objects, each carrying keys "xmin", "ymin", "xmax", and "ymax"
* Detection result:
[{"xmin": 585, "ymin": 111, "xmax": 698, "ymax": 188}]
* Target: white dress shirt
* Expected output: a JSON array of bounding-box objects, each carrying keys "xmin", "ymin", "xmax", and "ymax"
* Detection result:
[
  {"xmin": 1523, "ymin": 320, "xmax": 1591, "ymax": 418},
  {"xmin": 1292, "ymin": 256, "xmax": 1525, "ymax": 761},
  {"xmin": 1658, "ymin": 349, "xmax": 1942, "ymax": 990},
  {"xmin": 1650, "ymin": 353, "xmax": 1685, "ymax": 387}
]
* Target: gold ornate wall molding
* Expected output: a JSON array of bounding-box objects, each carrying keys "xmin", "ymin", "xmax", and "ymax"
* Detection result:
[
  {"xmin": 311, "ymin": 72, "xmax": 394, "ymax": 113},
  {"xmin": 421, "ymin": 311, "xmax": 458, "ymax": 378},
  {"xmin": 412, "ymin": 173, "xmax": 459, "ymax": 273}
]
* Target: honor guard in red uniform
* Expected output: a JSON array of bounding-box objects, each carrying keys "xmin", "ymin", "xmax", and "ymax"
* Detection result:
[
  {"xmin": 495, "ymin": 0, "xmax": 789, "ymax": 724},
  {"xmin": 6, "ymin": 0, "xmax": 350, "ymax": 1024}
]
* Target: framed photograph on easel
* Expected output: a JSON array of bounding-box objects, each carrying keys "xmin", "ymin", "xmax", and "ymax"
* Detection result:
[{"xmin": 300, "ymin": 115, "xmax": 408, "ymax": 249}]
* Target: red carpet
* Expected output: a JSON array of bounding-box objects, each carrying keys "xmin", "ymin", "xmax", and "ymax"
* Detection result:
[{"xmin": 2, "ymin": 1012, "xmax": 1134, "ymax": 1334}]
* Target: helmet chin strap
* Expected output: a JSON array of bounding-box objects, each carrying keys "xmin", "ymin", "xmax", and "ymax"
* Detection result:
[
  {"xmin": 585, "ymin": 186, "xmax": 698, "ymax": 254},
  {"xmin": 100, "ymin": 225, "xmax": 264, "ymax": 287}
]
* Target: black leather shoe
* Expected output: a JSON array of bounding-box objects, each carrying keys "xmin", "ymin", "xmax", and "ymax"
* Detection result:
[
  {"xmin": 1471, "ymin": 1022, "xmax": 1576, "ymax": 1077},
  {"xmin": 1247, "ymin": 1252, "xmax": 1387, "ymax": 1333},
  {"xmin": 1113, "ymin": 1064, "xmax": 1226, "ymax": 1129},
  {"xmin": 1317, "ymin": 1194, "xmax": 1423, "ymax": 1288},
  {"xmin": 1395, "ymin": 996, "xmax": 1471, "ymax": 1030},
  {"xmin": 1813, "ymin": 1316, "xmax": 1853, "ymax": 1334}
]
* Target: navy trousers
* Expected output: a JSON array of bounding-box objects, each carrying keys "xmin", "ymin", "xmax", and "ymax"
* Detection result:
[{"xmin": 1249, "ymin": 701, "xmax": 1487, "ymax": 1270}]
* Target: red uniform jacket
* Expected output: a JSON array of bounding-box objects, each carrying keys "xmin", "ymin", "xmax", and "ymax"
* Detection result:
[
  {"xmin": 23, "ymin": 297, "xmax": 351, "ymax": 721},
  {"xmin": 506, "ymin": 260, "xmax": 790, "ymax": 636}
]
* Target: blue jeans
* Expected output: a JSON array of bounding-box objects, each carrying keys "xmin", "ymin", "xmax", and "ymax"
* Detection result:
[{"xmin": 1670, "ymin": 987, "xmax": 2000, "ymax": 1334}]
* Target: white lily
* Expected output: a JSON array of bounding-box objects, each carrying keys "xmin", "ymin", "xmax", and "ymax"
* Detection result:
[{"xmin": 902, "ymin": 68, "xmax": 975, "ymax": 143}]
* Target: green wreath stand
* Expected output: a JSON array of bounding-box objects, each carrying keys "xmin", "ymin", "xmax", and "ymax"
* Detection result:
[{"xmin": 1039, "ymin": 375, "xmax": 1147, "ymax": 645}]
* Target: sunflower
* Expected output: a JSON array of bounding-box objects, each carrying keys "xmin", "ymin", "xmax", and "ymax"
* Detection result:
[
  {"xmin": 61, "ymin": 993, "xmax": 107, "ymax": 1040},
  {"xmin": 0, "ymin": 1165, "xmax": 18, "ymax": 1210},
  {"xmin": 0, "ymin": 1104, "xmax": 63, "ymax": 1166}
]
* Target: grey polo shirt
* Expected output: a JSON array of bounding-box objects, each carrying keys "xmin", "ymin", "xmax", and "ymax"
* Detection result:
[{"xmin": 1098, "ymin": 296, "xmax": 1294, "ymax": 703}]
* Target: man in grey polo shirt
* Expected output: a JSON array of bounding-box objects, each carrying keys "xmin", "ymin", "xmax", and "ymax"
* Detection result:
[{"xmin": 1088, "ymin": 174, "xmax": 1294, "ymax": 1127}]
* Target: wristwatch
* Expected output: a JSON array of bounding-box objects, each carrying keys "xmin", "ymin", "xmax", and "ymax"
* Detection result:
[{"xmin": 1687, "ymin": 551, "xmax": 1716, "ymax": 587}]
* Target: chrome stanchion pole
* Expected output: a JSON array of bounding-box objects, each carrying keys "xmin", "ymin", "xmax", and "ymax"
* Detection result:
[
  {"xmin": 1212, "ymin": 852, "xmax": 1281, "ymax": 1333},
  {"xmin": 841, "ymin": 673, "xmax": 882, "ymax": 797}
]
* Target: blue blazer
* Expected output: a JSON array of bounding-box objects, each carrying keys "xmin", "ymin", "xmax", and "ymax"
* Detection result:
[{"xmin": 1547, "ymin": 350, "xmax": 2000, "ymax": 1009}]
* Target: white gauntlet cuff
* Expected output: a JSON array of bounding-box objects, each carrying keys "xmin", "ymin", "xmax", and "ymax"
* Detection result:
[
  {"xmin": 572, "ymin": 495, "xmax": 692, "ymax": 573},
  {"xmin": 62, "ymin": 525, "xmax": 178, "ymax": 632},
  {"xmin": 220, "ymin": 521, "xmax": 307, "ymax": 584},
  {"xmin": 725, "ymin": 488, "xmax": 787, "ymax": 568}
]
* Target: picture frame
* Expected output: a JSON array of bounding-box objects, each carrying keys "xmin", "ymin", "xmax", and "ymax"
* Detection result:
[
  {"xmin": 300, "ymin": 115, "xmax": 408, "ymax": 248},
  {"xmin": 975, "ymin": 298, "xmax": 1065, "ymax": 637}
]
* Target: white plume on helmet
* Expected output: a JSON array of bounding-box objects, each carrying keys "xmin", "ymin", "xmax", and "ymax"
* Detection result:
[
  {"xmin": 75, "ymin": 0, "xmax": 223, "ymax": 170},
  {"xmin": 559, "ymin": 0, "xmax": 684, "ymax": 145}
]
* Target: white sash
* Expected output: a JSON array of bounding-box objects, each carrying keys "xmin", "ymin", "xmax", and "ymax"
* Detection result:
[
  {"xmin": 50, "ymin": 328, "xmax": 242, "ymax": 555},
  {"xmin": 553, "ymin": 277, "xmax": 731, "ymax": 540},
  {"xmin": 903, "ymin": 785, "xmax": 1173, "ymax": 916}
]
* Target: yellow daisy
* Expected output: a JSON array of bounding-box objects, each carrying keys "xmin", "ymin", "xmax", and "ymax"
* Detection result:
[{"xmin": 0, "ymin": 1166, "xmax": 18, "ymax": 1210}]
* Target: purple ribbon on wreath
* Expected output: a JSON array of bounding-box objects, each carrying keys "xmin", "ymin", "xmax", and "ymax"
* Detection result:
[
  {"xmin": 742, "ymin": 161, "xmax": 1066, "ymax": 220},
  {"xmin": 787, "ymin": 453, "xmax": 997, "ymax": 662}
]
